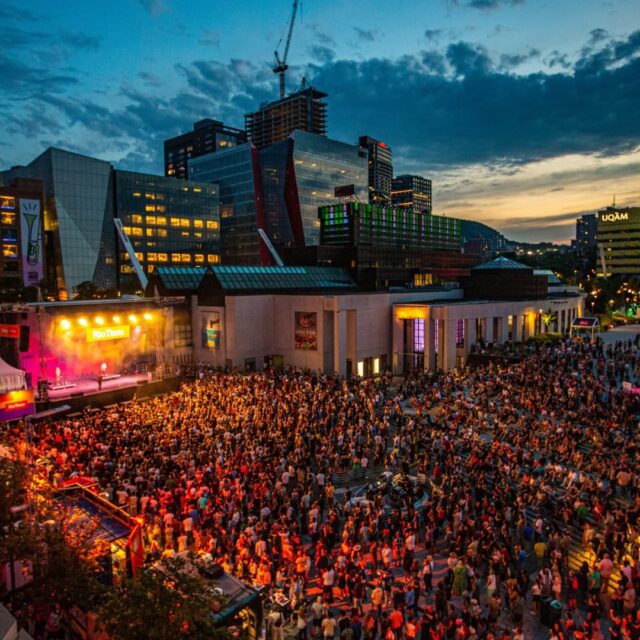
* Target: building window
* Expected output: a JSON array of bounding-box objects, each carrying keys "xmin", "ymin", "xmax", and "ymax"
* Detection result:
[
  {"xmin": 132, "ymin": 192, "xmax": 141, "ymax": 197},
  {"xmin": 148, "ymin": 253, "xmax": 157, "ymax": 262},
  {"xmin": 135, "ymin": 252, "xmax": 144, "ymax": 261},
  {"xmin": 193, "ymin": 219, "xmax": 204, "ymax": 228},
  {"xmin": 174, "ymin": 323, "xmax": 193, "ymax": 347},
  {"xmin": 207, "ymin": 254, "xmax": 220, "ymax": 264},
  {"xmin": 156, "ymin": 205, "xmax": 166, "ymax": 212},
  {"xmin": 170, "ymin": 218, "xmax": 181, "ymax": 227},
  {"xmin": 194, "ymin": 232, "xmax": 202, "ymax": 239},
  {"xmin": 158, "ymin": 253, "xmax": 168, "ymax": 262},
  {"xmin": 181, "ymin": 254, "xmax": 191, "ymax": 262},
  {"xmin": 195, "ymin": 254, "xmax": 204, "ymax": 263},
  {"xmin": 206, "ymin": 220, "xmax": 219, "ymax": 230},
  {"xmin": 145, "ymin": 205, "xmax": 156, "ymax": 212},
  {"xmin": 156, "ymin": 216, "xmax": 167, "ymax": 226},
  {"xmin": 146, "ymin": 228, "xmax": 155, "ymax": 237},
  {"xmin": 180, "ymin": 218, "xmax": 190, "ymax": 228},
  {"xmin": 157, "ymin": 228, "xmax": 167, "ymax": 238},
  {"xmin": 456, "ymin": 319, "xmax": 464, "ymax": 347},
  {"xmin": 145, "ymin": 193, "xmax": 155, "ymax": 200},
  {"xmin": 2, "ymin": 244, "xmax": 18, "ymax": 258},
  {"xmin": 180, "ymin": 231, "xmax": 190, "ymax": 238},
  {"xmin": 130, "ymin": 227, "xmax": 143, "ymax": 237},
  {"xmin": 171, "ymin": 253, "xmax": 181, "ymax": 263},
  {"xmin": 131, "ymin": 214, "xmax": 143, "ymax": 224},
  {"xmin": 146, "ymin": 215, "xmax": 156, "ymax": 225}
]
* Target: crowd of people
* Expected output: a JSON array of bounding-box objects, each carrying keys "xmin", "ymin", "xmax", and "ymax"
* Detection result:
[{"xmin": 4, "ymin": 337, "xmax": 640, "ymax": 639}]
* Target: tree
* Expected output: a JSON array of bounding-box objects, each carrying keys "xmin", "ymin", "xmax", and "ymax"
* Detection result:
[
  {"xmin": 74, "ymin": 281, "xmax": 99, "ymax": 300},
  {"xmin": 97, "ymin": 556, "xmax": 230, "ymax": 640},
  {"xmin": 541, "ymin": 309, "xmax": 558, "ymax": 331}
]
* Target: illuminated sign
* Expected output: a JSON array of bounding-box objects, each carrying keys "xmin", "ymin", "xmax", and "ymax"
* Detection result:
[
  {"xmin": 86, "ymin": 325, "xmax": 131, "ymax": 343},
  {"xmin": 601, "ymin": 212, "xmax": 629, "ymax": 222},
  {"xmin": 0, "ymin": 324, "xmax": 20, "ymax": 339},
  {"xmin": 0, "ymin": 389, "xmax": 35, "ymax": 421}
]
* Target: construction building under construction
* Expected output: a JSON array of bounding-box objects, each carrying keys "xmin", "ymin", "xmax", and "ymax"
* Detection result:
[{"xmin": 245, "ymin": 87, "xmax": 328, "ymax": 149}]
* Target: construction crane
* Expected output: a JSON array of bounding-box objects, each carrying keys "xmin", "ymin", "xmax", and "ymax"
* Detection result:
[{"xmin": 273, "ymin": 0, "xmax": 299, "ymax": 99}]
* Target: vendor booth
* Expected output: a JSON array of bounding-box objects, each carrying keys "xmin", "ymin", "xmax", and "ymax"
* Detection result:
[{"xmin": 0, "ymin": 357, "xmax": 34, "ymax": 421}]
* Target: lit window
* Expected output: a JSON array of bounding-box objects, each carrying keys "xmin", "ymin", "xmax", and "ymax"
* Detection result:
[
  {"xmin": 193, "ymin": 187, "xmax": 202, "ymax": 193},
  {"xmin": 181, "ymin": 254, "xmax": 191, "ymax": 262},
  {"xmin": 131, "ymin": 214, "xmax": 143, "ymax": 224},
  {"xmin": 180, "ymin": 231, "xmax": 190, "ymax": 238},
  {"xmin": 157, "ymin": 229, "xmax": 167, "ymax": 238},
  {"xmin": 171, "ymin": 253, "xmax": 181, "ymax": 262},
  {"xmin": 156, "ymin": 216, "xmax": 167, "ymax": 226},
  {"xmin": 145, "ymin": 193, "xmax": 155, "ymax": 200},
  {"xmin": 170, "ymin": 218, "xmax": 181, "ymax": 227},
  {"xmin": 180, "ymin": 218, "xmax": 190, "ymax": 227},
  {"xmin": 131, "ymin": 227, "xmax": 143, "ymax": 237},
  {"xmin": 148, "ymin": 265, "xmax": 155, "ymax": 273},
  {"xmin": 206, "ymin": 220, "xmax": 219, "ymax": 230},
  {"xmin": 123, "ymin": 226, "xmax": 132, "ymax": 235},
  {"xmin": 2, "ymin": 244, "xmax": 17, "ymax": 258},
  {"xmin": 0, "ymin": 213, "xmax": 16, "ymax": 225},
  {"xmin": 148, "ymin": 253, "xmax": 157, "ymax": 262},
  {"xmin": 194, "ymin": 232, "xmax": 202, "ymax": 239},
  {"xmin": 135, "ymin": 252, "xmax": 144, "ymax": 261},
  {"xmin": 158, "ymin": 253, "xmax": 168, "ymax": 262},
  {"xmin": 146, "ymin": 215, "xmax": 156, "ymax": 225},
  {"xmin": 145, "ymin": 205, "xmax": 156, "ymax": 212},
  {"xmin": 193, "ymin": 219, "xmax": 204, "ymax": 228},
  {"xmin": 146, "ymin": 228, "xmax": 155, "ymax": 237},
  {"xmin": 156, "ymin": 205, "xmax": 166, "ymax": 212},
  {"xmin": 132, "ymin": 192, "xmax": 141, "ymax": 197},
  {"xmin": 207, "ymin": 254, "xmax": 220, "ymax": 264},
  {"xmin": 195, "ymin": 254, "xmax": 204, "ymax": 263}
]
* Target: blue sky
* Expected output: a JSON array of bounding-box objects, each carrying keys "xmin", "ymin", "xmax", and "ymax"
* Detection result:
[{"xmin": 2, "ymin": 0, "xmax": 640, "ymax": 242}]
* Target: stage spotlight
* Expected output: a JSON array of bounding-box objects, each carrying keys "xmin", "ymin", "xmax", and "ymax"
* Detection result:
[
  {"xmin": 95, "ymin": 316, "xmax": 105, "ymax": 325},
  {"xmin": 143, "ymin": 312, "xmax": 153, "ymax": 321},
  {"xmin": 112, "ymin": 315, "xmax": 121, "ymax": 324},
  {"xmin": 60, "ymin": 319, "xmax": 71, "ymax": 330},
  {"xmin": 128, "ymin": 314, "xmax": 138, "ymax": 324},
  {"xmin": 78, "ymin": 318, "xmax": 88, "ymax": 327}
]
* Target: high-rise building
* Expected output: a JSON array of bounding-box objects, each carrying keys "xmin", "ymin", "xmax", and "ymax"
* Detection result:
[
  {"xmin": 597, "ymin": 206, "xmax": 640, "ymax": 276},
  {"xmin": 190, "ymin": 144, "xmax": 264, "ymax": 265},
  {"xmin": 245, "ymin": 87, "xmax": 328, "ymax": 149},
  {"xmin": 575, "ymin": 213, "xmax": 597, "ymax": 254},
  {"xmin": 114, "ymin": 171, "xmax": 220, "ymax": 283},
  {"xmin": 189, "ymin": 131, "xmax": 367, "ymax": 264},
  {"xmin": 0, "ymin": 178, "xmax": 45, "ymax": 299},
  {"xmin": 358, "ymin": 136, "xmax": 393, "ymax": 205},
  {"xmin": 1, "ymin": 148, "xmax": 219, "ymax": 298},
  {"xmin": 164, "ymin": 119, "xmax": 247, "ymax": 180},
  {"xmin": 391, "ymin": 174, "xmax": 432, "ymax": 214}
]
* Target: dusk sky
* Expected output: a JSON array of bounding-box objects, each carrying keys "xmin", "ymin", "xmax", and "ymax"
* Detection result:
[{"xmin": 1, "ymin": 0, "xmax": 639, "ymax": 242}]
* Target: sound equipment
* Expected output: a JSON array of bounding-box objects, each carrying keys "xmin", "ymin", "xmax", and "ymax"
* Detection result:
[{"xmin": 19, "ymin": 325, "xmax": 29, "ymax": 352}]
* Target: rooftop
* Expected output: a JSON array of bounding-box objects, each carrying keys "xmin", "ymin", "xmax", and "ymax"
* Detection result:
[{"xmin": 473, "ymin": 256, "xmax": 531, "ymax": 270}]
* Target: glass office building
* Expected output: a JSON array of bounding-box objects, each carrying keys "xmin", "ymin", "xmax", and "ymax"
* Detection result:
[
  {"xmin": 262, "ymin": 130, "xmax": 368, "ymax": 247},
  {"xmin": 1, "ymin": 148, "xmax": 220, "ymax": 298},
  {"xmin": 1, "ymin": 148, "xmax": 118, "ymax": 298},
  {"xmin": 189, "ymin": 144, "xmax": 262, "ymax": 264},
  {"xmin": 115, "ymin": 171, "xmax": 219, "ymax": 279}
]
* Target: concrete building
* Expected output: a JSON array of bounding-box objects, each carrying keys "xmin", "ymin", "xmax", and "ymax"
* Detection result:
[
  {"xmin": 391, "ymin": 174, "xmax": 432, "ymax": 214},
  {"xmin": 358, "ymin": 136, "xmax": 393, "ymax": 205},
  {"xmin": 575, "ymin": 213, "xmax": 597, "ymax": 255},
  {"xmin": 245, "ymin": 87, "xmax": 328, "ymax": 149},
  {"xmin": 146, "ymin": 261, "xmax": 583, "ymax": 376},
  {"xmin": 597, "ymin": 206, "xmax": 640, "ymax": 276}
]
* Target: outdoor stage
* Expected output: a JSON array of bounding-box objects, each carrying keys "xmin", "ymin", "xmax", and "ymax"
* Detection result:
[
  {"xmin": 36, "ymin": 372, "xmax": 183, "ymax": 413},
  {"xmin": 47, "ymin": 373, "xmax": 152, "ymax": 401}
]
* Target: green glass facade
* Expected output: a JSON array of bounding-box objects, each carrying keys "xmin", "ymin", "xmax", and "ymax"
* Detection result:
[{"xmin": 319, "ymin": 202, "xmax": 461, "ymax": 252}]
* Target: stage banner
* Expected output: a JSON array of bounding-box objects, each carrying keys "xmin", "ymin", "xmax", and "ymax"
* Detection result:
[
  {"xmin": 86, "ymin": 325, "xmax": 131, "ymax": 343},
  {"xmin": 294, "ymin": 312, "xmax": 317, "ymax": 351},
  {"xmin": 19, "ymin": 199, "xmax": 44, "ymax": 287},
  {"xmin": 0, "ymin": 324, "xmax": 20, "ymax": 339},
  {"xmin": 0, "ymin": 389, "xmax": 35, "ymax": 422}
]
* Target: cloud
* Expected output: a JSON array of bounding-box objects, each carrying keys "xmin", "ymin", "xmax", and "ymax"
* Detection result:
[
  {"xmin": 499, "ymin": 48, "xmax": 540, "ymax": 70},
  {"xmin": 424, "ymin": 29, "xmax": 443, "ymax": 42},
  {"xmin": 353, "ymin": 27, "xmax": 378, "ymax": 42},
  {"xmin": 199, "ymin": 29, "xmax": 220, "ymax": 48},
  {"xmin": 446, "ymin": 41, "xmax": 492, "ymax": 75},
  {"xmin": 449, "ymin": 0, "xmax": 525, "ymax": 9},
  {"xmin": 139, "ymin": 0, "xmax": 169, "ymax": 16},
  {"xmin": 309, "ymin": 45, "xmax": 336, "ymax": 64}
]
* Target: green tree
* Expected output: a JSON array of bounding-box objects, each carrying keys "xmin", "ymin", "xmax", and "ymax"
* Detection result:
[
  {"xmin": 97, "ymin": 556, "xmax": 230, "ymax": 640},
  {"xmin": 74, "ymin": 281, "xmax": 99, "ymax": 300},
  {"xmin": 541, "ymin": 309, "xmax": 558, "ymax": 331}
]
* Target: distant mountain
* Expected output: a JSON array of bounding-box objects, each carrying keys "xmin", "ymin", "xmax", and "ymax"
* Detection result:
[{"xmin": 460, "ymin": 219, "xmax": 509, "ymax": 252}]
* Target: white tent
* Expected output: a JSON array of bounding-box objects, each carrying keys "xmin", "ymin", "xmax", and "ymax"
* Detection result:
[{"xmin": 0, "ymin": 357, "xmax": 25, "ymax": 393}]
